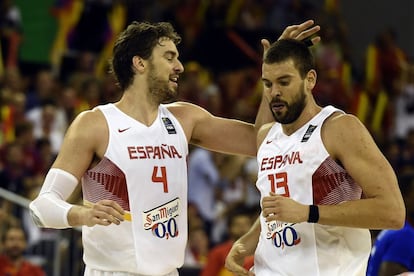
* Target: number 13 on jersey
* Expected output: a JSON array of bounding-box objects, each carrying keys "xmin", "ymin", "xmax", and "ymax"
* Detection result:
[{"xmin": 268, "ymin": 172, "xmax": 290, "ymax": 197}]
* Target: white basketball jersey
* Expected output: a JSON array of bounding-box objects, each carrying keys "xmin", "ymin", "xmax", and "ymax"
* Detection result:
[
  {"xmin": 254, "ymin": 106, "xmax": 371, "ymax": 276},
  {"xmin": 81, "ymin": 103, "xmax": 188, "ymax": 275}
]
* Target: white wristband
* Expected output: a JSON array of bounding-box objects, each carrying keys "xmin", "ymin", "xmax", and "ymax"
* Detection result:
[{"xmin": 29, "ymin": 168, "xmax": 78, "ymax": 229}]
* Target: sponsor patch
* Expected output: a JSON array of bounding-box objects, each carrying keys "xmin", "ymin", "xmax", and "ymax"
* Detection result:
[
  {"xmin": 143, "ymin": 198, "xmax": 180, "ymax": 239},
  {"xmin": 301, "ymin": 124, "xmax": 317, "ymax": 142},
  {"xmin": 162, "ymin": 117, "xmax": 177, "ymax": 134}
]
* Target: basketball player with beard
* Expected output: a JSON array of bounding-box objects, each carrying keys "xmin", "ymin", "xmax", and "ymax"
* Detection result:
[{"xmin": 225, "ymin": 39, "xmax": 405, "ymax": 276}]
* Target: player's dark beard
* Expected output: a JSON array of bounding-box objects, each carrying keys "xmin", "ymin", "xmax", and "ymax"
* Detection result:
[
  {"xmin": 147, "ymin": 63, "xmax": 178, "ymax": 104},
  {"xmin": 270, "ymin": 85, "xmax": 306, "ymax": 124}
]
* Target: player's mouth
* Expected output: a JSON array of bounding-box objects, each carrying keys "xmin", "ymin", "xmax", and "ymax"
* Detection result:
[
  {"xmin": 169, "ymin": 76, "xmax": 179, "ymax": 88},
  {"xmin": 271, "ymin": 102, "xmax": 286, "ymax": 112}
]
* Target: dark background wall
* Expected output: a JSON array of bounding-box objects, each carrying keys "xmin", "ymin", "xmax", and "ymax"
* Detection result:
[
  {"xmin": 14, "ymin": 0, "xmax": 414, "ymax": 72},
  {"xmin": 340, "ymin": 0, "xmax": 414, "ymax": 70}
]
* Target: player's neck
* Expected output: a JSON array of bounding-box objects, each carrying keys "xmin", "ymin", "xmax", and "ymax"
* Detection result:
[
  {"xmin": 282, "ymin": 103, "xmax": 322, "ymax": 136},
  {"xmin": 116, "ymin": 89, "xmax": 160, "ymax": 126}
]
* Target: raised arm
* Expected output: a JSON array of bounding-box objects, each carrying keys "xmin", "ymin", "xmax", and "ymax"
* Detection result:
[{"xmin": 261, "ymin": 20, "xmax": 321, "ymax": 54}]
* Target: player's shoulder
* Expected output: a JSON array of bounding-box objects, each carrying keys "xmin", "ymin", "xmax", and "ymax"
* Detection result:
[
  {"xmin": 165, "ymin": 101, "xmax": 209, "ymax": 120},
  {"xmin": 69, "ymin": 108, "xmax": 107, "ymax": 135},
  {"xmin": 322, "ymin": 111, "xmax": 370, "ymax": 155},
  {"xmin": 166, "ymin": 101, "xmax": 204, "ymax": 112},
  {"xmin": 323, "ymin": 111, "xmax": 365, "ymax": 134}
]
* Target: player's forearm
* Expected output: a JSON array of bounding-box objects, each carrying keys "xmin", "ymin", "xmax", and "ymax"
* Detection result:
[
  {"xmin": 235, "ymin": 217, "xmax": 261, "ymax": 255},
  {"xmin": 29, "ymin": 168, "xmax": 78, "ymax": 229},
  {"xmin": 317, "ymin": 198, "xmax": 405, "ymax": 229},
  {"xmin": 67, "ymin": 205, "xmax": 89, "ymax": 226}
]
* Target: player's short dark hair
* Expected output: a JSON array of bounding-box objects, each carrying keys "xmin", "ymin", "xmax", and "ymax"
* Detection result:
[{"xmin": 263, "ymin": 39, "xmax": 315, "ymax": 79}]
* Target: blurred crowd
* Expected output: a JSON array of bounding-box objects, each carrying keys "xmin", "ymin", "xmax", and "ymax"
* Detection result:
[{"xmin": 0, "ymin": 0, "xmax": 414, "ymax": 275}]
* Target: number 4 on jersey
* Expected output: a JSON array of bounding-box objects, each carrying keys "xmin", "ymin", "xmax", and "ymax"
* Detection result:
[{"xmin": 152, "ymin": 166, "xmax": 168, "ymax": 193}]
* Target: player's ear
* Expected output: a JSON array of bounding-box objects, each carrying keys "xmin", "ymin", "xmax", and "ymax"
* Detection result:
[
  {"xmin": 306, "ymin": 69, "xmax": 317, "ymax": 90},
  {"xmin": 132, "ymin": 56, "xmax": 146, "ymax": 73}
]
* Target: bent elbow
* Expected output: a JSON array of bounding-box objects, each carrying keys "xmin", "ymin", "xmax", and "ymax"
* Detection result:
[
  {"xmin": 387, "ymin": 205, "xmax": 406, "ymax": 229},
  {"xmin": 29, "ymin": 193, "xmax": 73, "ymax": 229},
  {"xmin": 29, "ymin": 199, "xmax": 47, "ymax": 228}
]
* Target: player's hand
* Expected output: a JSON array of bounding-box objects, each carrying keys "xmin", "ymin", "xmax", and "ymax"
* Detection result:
[
  {"xmin": 262, "ymin": 192, "xmax": 308, "ymax": 223},
  {"xmin": 81, "ymin": 199, "xmax": 125, "ymax": 227},
  {"xmin": 261, "ymin": 19, "xmax": 321, "ymax": 54},
  {"xmin": 225, "ymin": 243, "xmax": 255, "ymax": 276}
]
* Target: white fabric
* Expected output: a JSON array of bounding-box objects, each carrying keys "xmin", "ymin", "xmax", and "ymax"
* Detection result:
[
  {"xmin": 81, "ymin": 103, "xmax": 189, "ymax": 275},
  {"xmin": 254, "ymin": 105, "xmax": 371, "ymax": 276},
  {"xmin": 29, "ymin": 168, "xmax": 78, "ymax": 228},
  {"xmin": 84, "ymin": 267, "xmax": 178, "ymax": 276}
]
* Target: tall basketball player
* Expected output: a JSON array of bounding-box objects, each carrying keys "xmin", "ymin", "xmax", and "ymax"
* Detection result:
[{"xmin": 225, "ymin": 39, "xmax": 405, "ymax": 276}]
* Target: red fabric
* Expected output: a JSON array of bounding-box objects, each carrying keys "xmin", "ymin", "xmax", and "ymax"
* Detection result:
[
  {"xmin": 0, "ymin": 255, "xmax": 45, "ymax": 276},
  {"xmin": 201, "ymin": 240, "xmax": 254, "ymax": 276}
]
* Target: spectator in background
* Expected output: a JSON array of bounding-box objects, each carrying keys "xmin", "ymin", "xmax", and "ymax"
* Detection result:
[
  {"xmin": 25, "ymin": 99, "xmax": 67, "ymax": 154},
  {"xmin": 201, "ymin": 207, "xmax": 255, "ymax": 276},
  {"xmin": 25, "ymin": 69, "xmax": 57, "ymax": 111},
  {"xmin": 399, "ymin": 129, "xmax": 414, "ymax": 175},
  {"xmin": 394, "ymin": 62, "xmax": 414, "ymax": 140},
  {"xmin": 361, "ymin": 28, "xmax": 408, "ymax": 141},
  {"xmin": 0, "ymin": 0, "xmax": 23, "ymax": 71},
  {"xmin": 211, "ymin": 155, "xmax": 249, "ymax": 244},
  {"xmin": 188, "ymin": 147, "xmax": 223, "ymax": 237},
  {"xmin": 0, "ymin": 202, "xmax": 19, "ymax": 253},
  {"xmin": 184, "ymin": 225, "xmax": 210, "ymax": 271},
  {"xmin": 0, "ymin": 225, "xmax": 45, "ymax": 276},
  {"xmin": 242, "ymin": 158, "xmax": 261, "ymax": 208},
  {"xmin": 0, "ymin": 142, "xmax": 32, "ymax": 197},
  {"xmin": 0, "ymin": 69, "xmax": 26, "ymax": 145},
  {"xmin": 367, "ymin": 173, "xmax": 414, "ymax": 276}
]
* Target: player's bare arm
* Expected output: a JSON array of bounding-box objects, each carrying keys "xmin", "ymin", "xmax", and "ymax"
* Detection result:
[
  {"xmin": 261, "ymin": 113, "xmax": 405, "ymax": 229},
  {"xmin": 34, "ymin": 110, "xmax": 125, "ymax": 227},
  {"xmin": 52, "ymin": 109, "xmax": 106, "ymax": 178},
  {"xmin": 320, "ymin": 113, "xmax": 405, "ymax": 229},
  {"xmin": 225, "ymin": 217, "xmax": 261, "ymax": 276},
  {"xmin": 167, "ymin": 102, "xmax": 258, "ymax": 156},
  {"xmin": 261, "ymin": 19, "xmax": 321, "ymax": 53}
]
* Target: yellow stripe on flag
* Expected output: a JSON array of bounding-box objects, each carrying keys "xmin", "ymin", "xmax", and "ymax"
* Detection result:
[
  {"xmin": 356, "ymin": 91, "xmax": 369, "ymax": 123},
  {"xmin": 365, "ymin": 45, "xmax": 377, "ymax": 88},
  {"xmin": 372, "ymin": 90, "xmax": 388, "ymax": 133}
]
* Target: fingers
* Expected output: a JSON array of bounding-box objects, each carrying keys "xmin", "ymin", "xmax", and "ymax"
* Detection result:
[
  {"xmin": 92, "ymin": 200, "xmax": 125, "ymax": 226},
  {"xmin": 277, "ymin": 19, "xmax": 321, "ymax": 44},
  {"xmin": 261, "ymin": 193, "xmax": 281, "ymax": 221},
  {"xmin": 295, "ymin": 26, "xmax": 321, "ymax": 42},
  {"xmin": 225, "ymin": 244, "xmax": 250, "ymax": 276},
  {"xmin": 311, "ymin": 36, "xmax": 321, "ymax": 45},
  {"xmin": 261, "ymin": 38, "xmax": 271, "ymax": 53}
]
